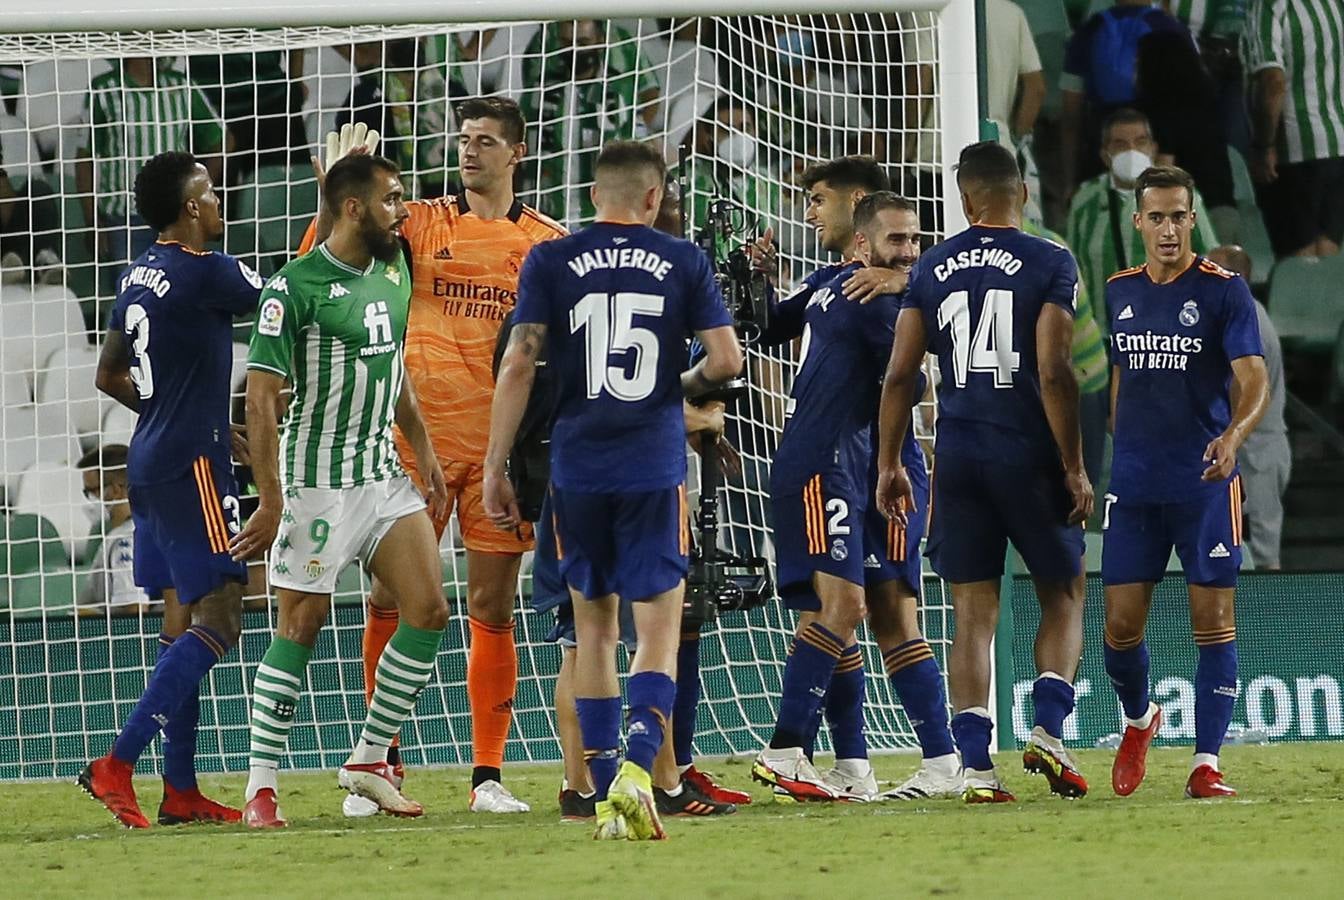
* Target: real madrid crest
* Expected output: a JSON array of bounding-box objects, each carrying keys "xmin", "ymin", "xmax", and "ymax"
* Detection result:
[
  {"xmin": 1179, "ymin": 299, "xmax": 1199, "ymax": 327},
  {"xmin": 830, "ymin": 539, "xmax": 848, "ymax": 562}
]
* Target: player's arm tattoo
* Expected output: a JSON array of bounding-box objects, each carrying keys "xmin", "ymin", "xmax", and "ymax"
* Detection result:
[{"xmin": 507, "ymin": 322, "xmax": 547, "ymax": 362}]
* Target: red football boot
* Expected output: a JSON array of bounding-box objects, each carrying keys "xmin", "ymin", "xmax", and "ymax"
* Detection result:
[
  {"xmin": 1112, "ymin": 706, "xmax": 1163, "ymax": 797},
  {"xmin": 684, "ymin": 764, "xmax": 753, "ymax": 805},
  {"xmin": 243, "ymin": 788, "xmax": 288, "ymax": 828},
  {"xmin": 78, "ymin": 756, "xmax": 151, "ymax": 829},
  {"xmin": 158, "ymin": 784, "xmax": 243, "ymax": 825},
  {"xmin": 1185, "ymin": 765, "xmax": 1237, "ymax": 799}
]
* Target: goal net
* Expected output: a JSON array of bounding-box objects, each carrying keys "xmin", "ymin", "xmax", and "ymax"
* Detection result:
[{"xmin": 0, "ymin": 5, "xmax": 975, "ymax": 780}]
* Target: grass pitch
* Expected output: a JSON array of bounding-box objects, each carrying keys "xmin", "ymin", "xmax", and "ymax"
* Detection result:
[{"xmin": 5, "ymin": 743, "xmax": 1344, "ymax": 899}]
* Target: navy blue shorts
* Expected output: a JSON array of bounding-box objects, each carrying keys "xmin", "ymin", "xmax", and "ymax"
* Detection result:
[
  {"xmin": 1101, "ymin": 476, "xmax": 1243, "ymax": 588},
  {"xmin": 863, "ymin": 462, "xmax": 928, "ymax": 598},
  {"xmin": 926, "ymin": 454, "xmax": 1083, "ymax": 583},
  {"xmin": 550, "ymin": 484, "xmax": 689, "ymax": 602},
  {"xmin": 129, "ymin": 456, "xmax": 247, "ymax": 604},
  {"xmin": 772, "ymin": 466, "xmax": 866, "ymax": 607},
  {"xmin": 532, "ymin": 491, "xmax": 636, "ymax": 648}
]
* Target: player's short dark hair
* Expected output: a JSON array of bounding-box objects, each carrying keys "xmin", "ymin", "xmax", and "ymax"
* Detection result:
[
  {"xmin": 324, "ymin": 153, "xmax": 401, "ymax": 218},
  {"xmin": 1101, "ymin": 107, "xmax": 1151, "ymax": 144},
  {"xmin": 594, "ymin": 140, "xmax": 666, "ymax": 184},
  {"xmin": 854, "ymin": 192, "xmax": 918, "ymax": 233},
  {"xmin": 955, "ymin": 140, "xmax": 1022, "ymax": 193},
  {"xmin": 77, "ymin": 443, "xmax": 129, "ymax": 472},
  {"xmin": 458, "ymin": 95, "xmax": 526, "ymax": 145},
  {"xmin": 1134, "ymin": 164, "xmax": 1196, "ymax": 208},
  {"xmin": 133, "ymin": 151, "xmax": 201, "ymax": 232},
  {"xmin": 801, "ymin": 155, "xmax": 889, "ymax": 194}
]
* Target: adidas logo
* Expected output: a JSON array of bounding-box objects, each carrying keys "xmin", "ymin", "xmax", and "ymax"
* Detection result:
[
  {"xmin": 329, "ymin": 283, "xmax": 350, "ymax": 299},
  {"xmin": 1208, "ymin": 543, "xmax": 1230, "ymax": 559},
  {"xmin": 433, "ymin": 246, "xmax": 453, "ymax": 260},
  {"xmin": 863, "ymin": 554, "xmax": 880, "ymax": 569},
  {"xmin": 1118, "ymin": 305, "xmax": 1134, "ymax": 320}
]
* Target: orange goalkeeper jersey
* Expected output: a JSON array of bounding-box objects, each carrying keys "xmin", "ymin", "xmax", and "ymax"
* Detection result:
[{"xmin": 301, "ymin": 195, "xmax": 565, "ymax": 464}]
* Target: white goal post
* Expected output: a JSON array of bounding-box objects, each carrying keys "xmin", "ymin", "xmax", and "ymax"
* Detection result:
[{"xmin": 0, "ymin": 1, "xmax": 980, "ymax": 780}]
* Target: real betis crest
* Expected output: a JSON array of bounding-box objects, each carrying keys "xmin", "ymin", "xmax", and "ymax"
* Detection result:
[{"xmin": 384, "ymin": 265, "xmax": 401, "ymax": 286}]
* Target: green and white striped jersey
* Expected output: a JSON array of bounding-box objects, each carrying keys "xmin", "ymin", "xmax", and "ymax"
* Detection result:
[
  {"xmin": 1244, "ymin": 0, "xmax": 1344, "ymax": 164},
  {"xmin": 1161, "ymin": 0, "xmax": 1245, "ymax": 37},
  {"xmin": 82, "ymin": 63, "xmax": 226, "ymax": 222},
  {"xmin": 247, "ymin": 243, "xmax": 412, "ymax": 489}
]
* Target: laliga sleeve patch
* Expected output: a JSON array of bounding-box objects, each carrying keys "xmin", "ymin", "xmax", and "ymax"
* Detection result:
[
  {"xmin": 238, "ymin": 259, "xmax": 264, "ymax": 289},
  {"xmin": 258, "ymin": 296, "xmax": 285, "ymax": 336}
]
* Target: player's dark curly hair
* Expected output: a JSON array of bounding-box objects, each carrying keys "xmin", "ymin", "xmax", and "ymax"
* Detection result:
[
  {"xmin": 800, "ymin": 156, "xmax": 889, "ymax": 194},
  {"xmin": 955, "ymin": 140, "xmax": 1022, "ymax": 192},
  {"xmin": 458, "ymin": 95, "xmax": 526, "ymax": 145},
  {"xmin": 133, "ymin": 151, "xmax": 200, "ymax": 232}
]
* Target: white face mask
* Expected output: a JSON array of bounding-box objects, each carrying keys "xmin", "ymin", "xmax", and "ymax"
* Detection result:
[
  {"xmin": 1110, "ymin": 148, "xmax": 1154, "ymax": 185},
  {"xmin": 718, "ymin": 131, "xmax": 757, "ymax": 168}
]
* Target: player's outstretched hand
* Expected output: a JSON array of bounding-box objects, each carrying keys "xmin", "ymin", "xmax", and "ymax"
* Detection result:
[
  {"xmin": 1201, "ymin": 433, "xmax": 1239, "ymax": 482},
  {"xmin": 311, "ymin": 121, "xmax": 382, "ymax": 190},
  {"xmin": 876, "ymin": 465, "xmax": 913, "ymax": 527},
  {"xmin": 843, "ymin": 266, "xmax": 908, "ymax": 303},
  {"xmin": 482, "ymin": 468, "xmax": 521, "ymax": 532},
  {"xmin": 747, "ymin": 226, "xmax": 778, "ymax": 284},
  {"xmin": 229, "ymin": 424, "xmax": 250, "ymax": 467},
  {"xmin": 230, "ymin": 502, "xmax": 281, "ymax": 562},
  {"xmin": 1063, "ymin": 467, "xmax": 1094, "ymax": 525},
  {"xmin": 423, "ymin": 459, "xmax": 450, "ymax": 524}
]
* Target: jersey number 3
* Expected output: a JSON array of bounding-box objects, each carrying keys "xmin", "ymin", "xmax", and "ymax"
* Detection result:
[
  {"xmin": 571, "ymin": 291, "xmax": 664, "ymax": 403},
  {"xmin": 124, "ymin": 303, "xmax": 154, "ymax": 399},
  {"xmin": 937, "ymin": 289, "xmax": 1020, "ymax": 389}
]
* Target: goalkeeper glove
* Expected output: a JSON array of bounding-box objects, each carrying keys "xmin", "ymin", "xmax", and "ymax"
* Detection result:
[{"xmin": 324, "ymin": 121, "xmax": 381, "ymax": 170}]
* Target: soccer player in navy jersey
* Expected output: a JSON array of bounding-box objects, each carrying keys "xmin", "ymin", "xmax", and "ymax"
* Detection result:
[
  {"xmin": 79, "ymin": 151, "xmax": 263, "ymax": 828},
  {"xmin": 1101, "ymin": 166, "xmax": 1267, "ymax": 800},
  {"xmin": 877, "ymin": 141, "xmax": 1093, "ymax": 804},
  {"xmin": 484, "ymin": 140, "xmax": 743, "ymax": 840}
]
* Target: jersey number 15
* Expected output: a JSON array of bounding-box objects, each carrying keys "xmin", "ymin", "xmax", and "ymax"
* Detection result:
[
  {"xmin": 937, "ymin": 289, "xmax": 1020, "ymax": 389},
  {"xmin": 571, "ymin": 291, "xmax": 664, "ymax": 403}
]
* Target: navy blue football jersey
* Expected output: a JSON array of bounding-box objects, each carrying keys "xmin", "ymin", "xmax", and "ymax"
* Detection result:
[
  {"xmin": 513, "ymin": 222, "xmax": 733, "ymax": 492},
  {"xmin": 770, "ymin": 261, "xmax": 899, "ymax": 491},
  {"xmin": 108, "ymin": 241, "xmax": 263, "ymax": 485},
  {"xmin": 903, "ymin": 225, "xmax": 1079, "ymax": 467},
  {"xmin": 1106, "ymin": 257, "xmax": 1262, "ymax": 502}
]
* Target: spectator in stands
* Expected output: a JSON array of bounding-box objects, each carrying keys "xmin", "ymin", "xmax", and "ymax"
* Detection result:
[
  {"xmin": 984, "ymin": 0, "xmax": 1047, "ymax": 225},
  {"xmin": 1209, "ymin": 244, "xmax": 1290, "ymax": 570},
  {"xmin": 1058, "ymin": 0, "xmax": 1194, "ymax": 196},
  {"xmin": 1133, "ymin": 30, "xmax": 1236, "ymax": 239},
  {"xmin": 1159, "ymin": 0, "xmax": 1251, "ymax": 154},
  {"xmin": 0, "ymin": 148, "xmax": 61, "ymax": 266},
  {"xmin": 765, "ymin": 19, "xmax": 879, "ymax": 161},
  {"xmin": 520, "ymin": 19, "xmax": 661, "ymax": 226},
  {"xmin": 75, "ymin": 57, "xmax": 231, "ymax": 304},
  {"xmin": 76, "ymin": 443, "xmax": 153, "ymax": 615},
  {"xmin": 333, "ymin": 41, "xmax": 430, "ymax": 192},
  {"xmin": 188, "ymin": 51, "xmax": 307, "ymax": 182},
  {"xmin": 672, "ymin": 96, "xmax": 780, "ymax": 248},
  {"xmin": 1243, "ymin": 0, "xmax": 1344, "ymax": 258},
  {"xmin": 641, "ymin": 17, "xmax": 719, "ymax": 149},
  {"xmin": 897, "ymin": 10, "xmax": 941, "ymax": 235},
  {"xmin": 1065, "ymin": 108, "xmax": 1219, "ymax": 329}
]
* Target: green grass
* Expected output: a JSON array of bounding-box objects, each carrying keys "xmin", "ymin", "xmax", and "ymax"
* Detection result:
[{"xmin": 6, "ymin": 744, "xmax": 1344, "ymax": 898}]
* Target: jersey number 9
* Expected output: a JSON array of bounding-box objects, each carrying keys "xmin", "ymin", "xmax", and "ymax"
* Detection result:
[
  {"xmin": 124, "ymin": 303, "xmax": 154, "ymax": 399},
  {"xmin": 570, "ymin": 291, "xmax": 665, "ymax": 403}
]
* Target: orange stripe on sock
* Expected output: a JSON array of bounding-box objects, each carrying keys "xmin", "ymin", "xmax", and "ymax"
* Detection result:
[
  {"xmin": 188, "ymin": 625, "xmax": 226, "ymax": 659},
  {"xmin": 799, "ymin": 624, "xmax": 844, "ymax": 658},
  {"xmin": 1104, "ymin": 630, "xmax": 1144, "ymax": 651}
]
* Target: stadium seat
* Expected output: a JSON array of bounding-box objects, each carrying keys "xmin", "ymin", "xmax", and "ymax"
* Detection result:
[
  {"xmin": 0, "ymin": 404, "xmax": 82, "ymax": 504},
  {"xmin": 0, "ymin": 286, "xmax": 84, "ymax": 396},
  {"xmin": 1267, "ymin": 255, "xmax": 1344, "ymax": 353},
  {"xmin": 3, "ymin": 567, "xmax": 80, "ymax": 614},
  {"xmin": 0, "ymin": 369, "xmax": 29, "ymax": 407},
  {"xmin": 0, "ymin": 511, "xmax": 67, "ymax": 576},
  {"xmin": 230, "ymin": 164, "xmax": 318, "ymax": 273},
  {"xmin": 1226, "ymin": 148, "xmax": 1275, "ymax": 287},
  {"xmin": 10, "ymin": 460, "xmax": 97, "ymax": 563},
  {"xmin": 35, "ymin": 342, "xmax": 104, "ymax": 447},
  {"xmin": 99, "ymin": 402, "xmax": 136, "ymax": 447}
]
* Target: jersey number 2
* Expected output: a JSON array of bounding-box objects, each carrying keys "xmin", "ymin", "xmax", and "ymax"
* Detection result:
[
  {"xmin": 937, "ymin": 289, "xmax": 1020, "ymax": 389},
  {"xmin": 571, "ymin": 291, "xmax": 664, "ymax": 403},
  {"xmin": 124, "ymin": 303, "xmax": 154, "ymax": 399}
]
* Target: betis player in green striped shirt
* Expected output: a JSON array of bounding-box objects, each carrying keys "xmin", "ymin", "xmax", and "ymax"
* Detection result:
[
  {"xmin": 230, "ymin": 154, "xmax": 451, "ymax": 828},
  {"xmin": 1244, "ymin": 0, "xmax": 1344, "ymax": 256}
]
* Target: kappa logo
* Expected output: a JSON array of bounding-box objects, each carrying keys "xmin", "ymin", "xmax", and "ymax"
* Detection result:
[
  {"xmin": 433, "ymin": 246, "xmax": 453, "ymax": 260},
  {"xmin": 329, "ymin": 282, "xmax": 350, "ymax": 299},
  {"xmin": 863, "ymin": 554, "xmax": 880, "ymax": 569},
  {"xmin": 1117, "ymin": 305, "xmax": 1135, "ymax": 321},
  {"xmin": 1208, "ymin": 542, "xmax": 1231, "ymax": 559},
  {"xmin": 1179, "ymin": 299, "xmax": 1200, "ymax": 327}
]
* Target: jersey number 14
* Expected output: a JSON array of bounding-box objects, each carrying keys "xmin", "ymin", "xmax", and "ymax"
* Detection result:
[
  {"xmin": 571, "ymin": 291, "xmax": 664, "ymax": 402},
  {"xmin": 937, "ymin": 289, "xmax": 1020, "ymax": 389}
]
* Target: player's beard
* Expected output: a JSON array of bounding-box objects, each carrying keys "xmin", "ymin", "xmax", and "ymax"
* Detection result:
[
  {"xmin": 869, "ymin": 247, "xmax": 916, "ymax": 272},
  {"xmin": 359, "ymin": 212, "xmax": 401, "ymax": 263}
]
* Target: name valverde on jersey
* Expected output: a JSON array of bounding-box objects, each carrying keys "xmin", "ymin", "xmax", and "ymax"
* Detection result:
[{"xmin": 246, "ymin": 243, "xmax": 413, "ymax": 489}]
